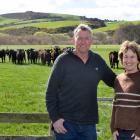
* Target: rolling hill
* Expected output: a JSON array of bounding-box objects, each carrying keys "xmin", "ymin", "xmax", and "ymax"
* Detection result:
[
  {"xmin": 0, "ymin": 11, "xmax": 105, "ymax": 34},
  {"xmin": 0, "ymin": 11, "xmax": 140, "ymax": 45},
  {"xmin": 93, "ymin": 20, "xmax": 140, "ymax": 33}
]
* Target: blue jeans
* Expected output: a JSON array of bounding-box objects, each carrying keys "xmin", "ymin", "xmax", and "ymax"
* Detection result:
[
  {"xmin": 54, "ymin": 120, "xmax": 97, "ymax": 140},
  {"xmin": 117, "ymin": 129, "xmax": 135, "ymax": 140}
]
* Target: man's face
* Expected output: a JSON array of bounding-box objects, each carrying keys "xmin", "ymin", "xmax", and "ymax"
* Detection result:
[{"xmin": 74, "ymin": 30, "xmax": 92, "ymax": 54}]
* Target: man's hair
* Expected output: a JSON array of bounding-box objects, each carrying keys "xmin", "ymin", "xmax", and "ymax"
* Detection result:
[
  {"xmin": 119, "ymin": 40, "xmax": 140, "ymax": 63},
  {"xmin": 73, "ymin": 24, "xmax": 92, "ymax": 37}
]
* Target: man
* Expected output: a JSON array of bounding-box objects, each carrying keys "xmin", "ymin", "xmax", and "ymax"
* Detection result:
[{"xmin": 46, "ymin": 24, "xmax": 116, "ymax": 140}]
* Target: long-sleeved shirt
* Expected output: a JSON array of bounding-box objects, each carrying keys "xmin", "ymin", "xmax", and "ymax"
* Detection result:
[
  {"xmin": 111, "ymin": 71, "xmax": 140, "ymax": 137},
  {"xmin": 46, "ymin": 50, "xmax": 116, "ymax": 124}
]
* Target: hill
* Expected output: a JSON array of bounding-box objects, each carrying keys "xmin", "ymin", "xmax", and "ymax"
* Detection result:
[
  {"xmin": 0, "ymin": 11, "xmax": 140, "ymax": 45},
  {"xmin": 94, "ymin": 20, "xmax": 140, "ymax": 33},
  {"xmin": 0, "ymin": 11, "xmax": 105, "ymax": 32},
  {"xmin": 0, "ymin": 11, "xmax": 106, "ymax": 45},
  {"xmin": 1, "ymin": 11, "xmax": 81, "ymax": 20}
]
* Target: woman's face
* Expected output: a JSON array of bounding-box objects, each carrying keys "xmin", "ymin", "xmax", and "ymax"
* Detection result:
[{"xmin": 123, "ymin": 49, "xmax": 139, "ymax": 73}]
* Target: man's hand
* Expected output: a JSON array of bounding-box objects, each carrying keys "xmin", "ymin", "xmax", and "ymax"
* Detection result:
[{"xmin": 53, "ymin": 118, "xmax": 67, "ymax": 134}]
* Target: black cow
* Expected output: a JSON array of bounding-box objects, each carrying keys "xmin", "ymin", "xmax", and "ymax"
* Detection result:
[
  {"xmin": 16, "ymin": 49, "xmax": 26, "ymax": 64},
  {"xmin": 0, "ymin": 49, "xmax": 6, "ymax": 63},
  {"xmin": 46, "ymin": 49, "xmax": 52, "ymax": 66},
  {"xmin": 109, "ymin": 51, "xmax": 119, "ymax": 69},
  {"xmin": 11, "ymin": 50, "xmax": 17, "ymax": 64},
  {"xmin": 26, "ymin": 48, "xmax": 38, "ymax": 64},
  {"xmin": 51, "ymin": 47, "xmax": 61, "ymax": 63}
]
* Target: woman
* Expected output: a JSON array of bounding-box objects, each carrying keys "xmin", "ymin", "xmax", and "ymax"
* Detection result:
[{"xmin": 110, "ymin": 40, "xmax": 140, "ymax": 140}]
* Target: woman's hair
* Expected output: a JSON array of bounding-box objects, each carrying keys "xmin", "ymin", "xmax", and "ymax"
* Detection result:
[
  {"xmin": 119, "ymin": 40, "xmax": 140, "ymax": 62},
  {"xmin": 119, "ymin": 40, "xmax": 140, "ymax": 64}
]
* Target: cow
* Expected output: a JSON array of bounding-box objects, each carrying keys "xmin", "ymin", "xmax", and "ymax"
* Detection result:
[
  {"xmin": 40, "ymin": 50, "xmax": 47, "ymax": 65},
  {"xmin": 16, "ymin": 49, "xmax": 26, "ymax": 64},
  {"xmin": 0, "ymin": 49, "xmax": 6, "ymax": 63},
  {"xmin": 51, "ymin": 47, "xmax": 61, "ymax": 63},
  {"xmin": 11, "ymin": 50, "xmax": 17, "ymax": 64},
  {"xmin": 26, "ymin": 48, "xmax": 38, "ymax": 64},
  {"xmin": 109, "ymin": 51, "xmax": 119, "ymax": 69}
]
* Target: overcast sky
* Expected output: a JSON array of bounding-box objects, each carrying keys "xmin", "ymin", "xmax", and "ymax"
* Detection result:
[{"xmin": 0, "ymin": 0, "xmax": 140, "ymax": 21}]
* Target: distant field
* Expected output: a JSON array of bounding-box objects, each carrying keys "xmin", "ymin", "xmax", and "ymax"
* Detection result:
[
  {"xmin": 94, "ymin": 20, "xmax": 140, "ymax": 33},
  {"xmin": 0, "ymin": 20, "xmax": 87, "ymax": 30},
  {"xmin": 0, "ymin": 45, "xmax": 123, "ymax": 139},
  {"xmin": 0, "ymin": 16, "xmax": 19, "ymax": 25}
]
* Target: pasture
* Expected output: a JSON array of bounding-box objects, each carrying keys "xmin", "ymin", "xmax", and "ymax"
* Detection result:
[
  {"xmin": 93, "ymin": 20, "xmax": 140, "ymax": 33},
  {"xmin": 0, "ymin": 20, "xmax": 85, "ymax": 31},
  {"xmin": 0, "ymin": 45, "xmax": 123, "ymax": 139}
]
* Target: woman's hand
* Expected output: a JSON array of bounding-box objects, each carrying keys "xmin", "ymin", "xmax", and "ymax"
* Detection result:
[
  {"xmin": 113, "ymin": 130, "xmax": 119, "ymax": 140},
  {"xmin": 132, "ymin": 133, "xmax": 140, "ymax": 140}
]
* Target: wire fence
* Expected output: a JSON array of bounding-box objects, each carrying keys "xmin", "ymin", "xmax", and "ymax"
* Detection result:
[{"xmin": 0, "ymin": 98, "xmax": 114, "ymax": 140}]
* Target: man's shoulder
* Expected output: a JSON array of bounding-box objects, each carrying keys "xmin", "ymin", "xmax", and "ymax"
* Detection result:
[
  {"xmin": 58, "ymin": 50, "xmax": 72, "ymax": 59},
  {"xmin": 89, "ymin": 50, "xmax": 105, "ymax": 62},
  {"xmin": 55, "ymin": 50, "xmax": 72, "ymax": 63},
  {"xmin": 90, "ymin": 50, "xmax": 102, "ymax": 57}
]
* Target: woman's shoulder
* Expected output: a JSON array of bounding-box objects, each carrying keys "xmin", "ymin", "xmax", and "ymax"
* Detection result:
[{"xmin": 116, "ymin": 70, "xmax": 140, "ymax": 80}]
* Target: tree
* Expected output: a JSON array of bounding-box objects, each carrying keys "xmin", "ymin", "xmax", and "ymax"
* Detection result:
[{"xmin": 114, "ymin": 24, "xmax": 140, "ymax": 44}]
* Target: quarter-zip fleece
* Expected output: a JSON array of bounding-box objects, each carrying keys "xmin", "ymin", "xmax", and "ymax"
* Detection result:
[{"xmin": 46, "ymin": 50, "xmax": 116, "ymax": 124}]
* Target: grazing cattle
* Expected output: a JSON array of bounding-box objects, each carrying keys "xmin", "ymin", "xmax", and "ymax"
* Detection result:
[
  {"xmin": 51, "ymin": 47, "xmax": 61, "ymax": 63},
  {"xmin": 6, "ymin": 49, "xmax": 13, "ymax": 62},
  {"xmin": 109, "ymin": 51, "xmax": 119, "ymax": 69},
  {"xmin": 7, "ymin": 49, "xmax": 17, "ymax": 63},
  {"xmin": 40, "ymin": 50, "xmax": 47, "ymax": 65},
  {"xmin": 38, "ymin": 49, "xmax": 52, "ymax": 65},
  {"xmin": 11, "ymin": 50, "xmax": 17, "ymax": 64},
  {"xmin": 26, "ymin": 48, "xmax": 38, "ymax": 64},
  {"xmin": 0, "ymin": 49, "xmax": 6, "ymax": 63},
  {"xmin": 46, "ymin": 49, "xmax": 52, "ymax": 66},
  {"xmin": 16, "ymin": 49, "xmax": 26, "ymax": 64}
]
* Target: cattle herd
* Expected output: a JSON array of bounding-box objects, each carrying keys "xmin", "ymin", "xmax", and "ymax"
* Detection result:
[
  {"xmin": 0, "ymin": 47, "xmax": 119, "ymax": 69},
  {"xmin": 0, "ymin": 46, "xmax": 73, "ymax": 66}
]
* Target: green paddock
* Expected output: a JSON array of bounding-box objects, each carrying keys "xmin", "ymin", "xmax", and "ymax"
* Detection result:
[{"xmin": 0, "ymin": 45, "xmax": 123, "ymax": 139}]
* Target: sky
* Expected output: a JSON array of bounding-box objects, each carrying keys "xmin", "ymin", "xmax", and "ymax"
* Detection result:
[{"xmin": 0, "ymin": 0, "xmax": 140, "ymax": 21}]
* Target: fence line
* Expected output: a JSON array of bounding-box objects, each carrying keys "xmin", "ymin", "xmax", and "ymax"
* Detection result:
[
  {"xmin": 98, "ymin": 97, "xmax": 113, "ymax": 101},
  {"xmin": 0, "ymin": 97, "xmax": 113, "ymax": 140}
]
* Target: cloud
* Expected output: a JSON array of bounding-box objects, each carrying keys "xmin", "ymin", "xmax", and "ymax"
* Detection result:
[
  {"xmin": 61, "ymin": 6, "xmax": 140, "ymax": 21},
  {"xmin": 0, "ymin": 0, "xmax": 139, "ymax": 20},
  {"xmin": 96, "ymin": 0, "xmax": 140, "ymax": 8}
]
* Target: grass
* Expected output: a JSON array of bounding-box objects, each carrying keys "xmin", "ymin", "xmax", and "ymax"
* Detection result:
[
  {"xmin": 0, "ymin": 63, "xmax": 50, "ymax": 112},
  {"xmin": 0, "ymin": 62, "xmax": 51, "ymax": 135},
  {"xmin": 0, "ymin": 20, "xmax": 87, "ymax": 30},
  {"xmin": 93, "ymin": 20, "xmax": 140, "ymax": 33},
  {"xmin": 0, "ymin": 16, "xmax": 18, "ymax": 25},
  {"xmin": 0, "ymin": 45, "xmax": 123, "ymax": 139},
  {"xmin": 97, "ymin": 102, "xmax": 113, "ymax": 140}
]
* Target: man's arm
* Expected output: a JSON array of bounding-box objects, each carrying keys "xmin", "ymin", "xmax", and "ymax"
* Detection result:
[
  {"xmin": 102, "ymin": 60, "xmax": 116, "ymax": 88},
  {"xmin": 46, "ymin": 56, "xmax": 64, "ymax": 123}
]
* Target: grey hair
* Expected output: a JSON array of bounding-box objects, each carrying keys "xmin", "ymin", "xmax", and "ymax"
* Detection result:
[{"xmin": 73, "ymin": 24, "xmax": 92, "ymax": 37}]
